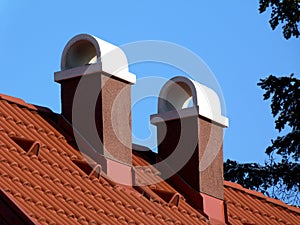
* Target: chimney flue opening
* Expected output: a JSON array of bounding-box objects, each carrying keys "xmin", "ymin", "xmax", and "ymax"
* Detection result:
[{"xmin": 64, "ymin": 40, "xmax": 97, "ymax": 70}]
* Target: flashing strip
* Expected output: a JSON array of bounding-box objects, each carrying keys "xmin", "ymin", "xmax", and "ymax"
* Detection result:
[
  {"xmin": 151, "ymin": 107, "xmax": 228, "ymax": 128},
  {"xmin": 55, "ymin": 64, "xmax": 136, "ymax": 84}
]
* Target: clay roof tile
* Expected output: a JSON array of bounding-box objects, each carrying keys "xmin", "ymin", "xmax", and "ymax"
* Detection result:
[{"xmin": 0, "ymin": 95, "xmax": 299, "ymax": 225}]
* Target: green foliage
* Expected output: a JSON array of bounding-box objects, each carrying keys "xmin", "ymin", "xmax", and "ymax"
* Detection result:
[
  {"xmin": 224, "ymin": 75, "xmax": 300, "ymax": 206},
  {"xmin": 224, "ymin": 159, "xmax": 271, "ymax": 192},
  {"xmin": 268, "ymin": 159, "xmax": 300, "ymax": 191},
  {"xmin": 224, "ymin": 1, "xmax": 300, "ymax": 206},
  {"xmin": 258, "ymin": 75, "xmax": 300, "ymax": 161},
  {"xmin": 259, "ymin": 0, "xmax": 300, "ymax": 39},
  {"xmin": 224, "ymin": 159, "xmax": 300, "ymax": 205}
]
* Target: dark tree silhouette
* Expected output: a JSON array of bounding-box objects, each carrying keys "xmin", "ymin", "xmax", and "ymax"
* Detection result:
[
  {"xmin": 224, "ymin": 75, "xmax": 300, "ymax": 206},
  {"xmin": 224, "ymin": 2, "xmax": 300, "ymax": 206},
  {"xmin": 259, "ymin": 0, "xmax": 300, "ymax": 39},
  {"xmin": 258, "ymin": 75, "xmax": 300, "ymax": 164}
]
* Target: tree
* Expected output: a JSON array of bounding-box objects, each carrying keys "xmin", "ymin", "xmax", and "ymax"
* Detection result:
[
  {"xmin": 258, "ymin": 75, "xmax": 300, "ymax": 164},
  {"xmin": 224, "ymin": 2, "xmax": 300, "ymax": 206},
  {"xmin": 224, "ymin": 75, "xmax": 300, "ymax": 206},
  {"xmin": 259, "ymin": 0, "xmax": 300, "ymax": 39}
]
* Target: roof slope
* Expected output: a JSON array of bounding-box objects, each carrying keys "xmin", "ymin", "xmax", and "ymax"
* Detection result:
[
  {"xmin": 224, "ymin": 181, "xmax": 300, "ymax": 225},
  {"xmin": 0, "ymin": 94, "xmax": 209, "ymax": 225},
  {"xmin": 132, "ymin": 148, "xmax": 300, "ymax": 225},
  {"xmin": 0, "ymin": 94, "xmax": 299, "ymax": 225}
]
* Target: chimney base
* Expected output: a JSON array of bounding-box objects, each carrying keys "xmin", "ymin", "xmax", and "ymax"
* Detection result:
[
  {"xmin": 85, "ymin": 153, "xmax": 132, "ymax": 186},
  {"xmin": 106, "ymin": 158, "xmax": 132, "ymax": 186},
  {"xmin": 201, "ymin": 193, "xmax": 226, "ymax": 225}
]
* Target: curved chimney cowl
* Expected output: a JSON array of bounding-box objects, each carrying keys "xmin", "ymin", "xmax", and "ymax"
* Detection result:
[
  {"xmin": 56, "ymin": 33, "xmax": 136, "ymax": 84},
  {"xmin": 155, "ymin": 76, "xmax": 228, "ymax": 127}
]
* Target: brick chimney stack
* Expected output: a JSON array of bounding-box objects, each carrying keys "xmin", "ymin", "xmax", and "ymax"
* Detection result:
[
  {"xmin": 151, "ymin": 76, "xmax": 229, "ymax": 224},
  {"xmin": 54, "ymin": 34, "xmax": 135, "ymax": 185}
]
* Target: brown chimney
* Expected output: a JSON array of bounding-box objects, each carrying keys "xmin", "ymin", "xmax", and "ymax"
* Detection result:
[
  {"xmin": 54, "ymin": 34, "xmax": 136, "ymax": 185},
  {"xmin": 151, "ymin": 76, "xmax": 228, "ymax": 223}
]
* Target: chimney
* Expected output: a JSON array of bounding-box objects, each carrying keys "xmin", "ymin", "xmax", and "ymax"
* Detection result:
[
  {"xmin": 54, "ymin": 34, "xmax": 135, "ymax": 185},
  {"xmin": 151, "ymin": 76, "xmax": 228, "ymax": 224}
]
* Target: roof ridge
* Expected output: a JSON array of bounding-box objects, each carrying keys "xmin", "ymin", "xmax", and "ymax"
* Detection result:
[
  {"xmin": 0, "ymin": 93, "xmax": 55, "ymax": 114},
  {"xmin": 224, "ymin": 181, "xmax": 300, "ymax": 214},
  {"xmin": 0, "ymin": 94, "xmax": 37, "ymax": 111}
]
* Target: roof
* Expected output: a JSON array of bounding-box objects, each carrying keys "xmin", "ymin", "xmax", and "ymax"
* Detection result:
[
  {"xmin": 224, "ymin": 181, "xmax": 300, "ymax": 225},
  {"xmin": 0, "ymin": 94, "xmax": 299, "ymax": 225}
]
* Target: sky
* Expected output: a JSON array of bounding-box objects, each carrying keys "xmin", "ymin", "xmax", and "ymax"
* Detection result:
[{"xmin": 0, "ymin": 1, "xmax": 299, "ymax": 164}]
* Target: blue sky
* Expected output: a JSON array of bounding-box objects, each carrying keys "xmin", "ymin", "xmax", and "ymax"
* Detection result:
[{"xmin": 1, "ymin": 1, "xmax": 299, "ymax": 164}]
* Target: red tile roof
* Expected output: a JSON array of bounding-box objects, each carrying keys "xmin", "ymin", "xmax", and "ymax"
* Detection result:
[
  {"xmin": 0, "ymin": 95, "xmax": 209, "ymax": 225},
  {"xmin": 224, "ymin": 181, "xmax": 300, "ymax": 225},
  {"xmin": 0, "ymin": 94, "xmax": 299, "ymax": 225}
]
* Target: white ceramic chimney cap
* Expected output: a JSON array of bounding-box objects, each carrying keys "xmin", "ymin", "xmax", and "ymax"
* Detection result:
[
  {"xmin": 58, "ymin": 34, "xmax": 136, "ymax": 84},
  {"xmin": 157, "ymin": 76, "xmax": 228, "ymax": 127}
]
